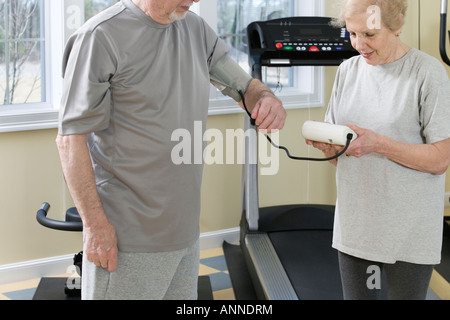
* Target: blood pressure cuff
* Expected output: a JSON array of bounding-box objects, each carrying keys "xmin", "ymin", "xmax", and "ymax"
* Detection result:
[{"xmin": 210, "ymin": 55, "xmax": 253, "ymax": 102}]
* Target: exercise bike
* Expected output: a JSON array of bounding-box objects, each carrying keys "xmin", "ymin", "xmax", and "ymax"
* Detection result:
[
  {"xmin": 35, "ymin": 202, "xmax": 83, "ymax": 299},
  {"xmin": 35, "ymin": 202, "xmax": 214, "ymax": 300}
]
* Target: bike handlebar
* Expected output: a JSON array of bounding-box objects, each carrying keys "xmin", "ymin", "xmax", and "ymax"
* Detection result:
[{"xmin": 36, "ymin": 202, "xmax": 83, "ymax": 232}]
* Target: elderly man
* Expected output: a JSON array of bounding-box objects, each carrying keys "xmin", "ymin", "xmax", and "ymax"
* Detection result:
[{"xmin": 57, "ymin": 0, "xmax": 286, "ymax": 300}]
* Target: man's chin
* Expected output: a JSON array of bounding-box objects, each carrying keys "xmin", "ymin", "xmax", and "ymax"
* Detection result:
[{"xmin": 169, "ymin": 11, "xmax": 188, "ymax": 21}]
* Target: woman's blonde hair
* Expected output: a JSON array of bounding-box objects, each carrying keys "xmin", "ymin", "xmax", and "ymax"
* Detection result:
[{"xmin": 331, "ymin": 0, "xmax": 408, "ymax": 32}]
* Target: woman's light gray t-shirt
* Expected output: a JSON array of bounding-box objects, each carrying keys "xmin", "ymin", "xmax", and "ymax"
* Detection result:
[
  {"xmin": 58, "ymin": 0, "xmax": 229, "ymax": 252},
  {"xmin": 325, "ymin": 49, "xmax": 450, "ymax": 264}
]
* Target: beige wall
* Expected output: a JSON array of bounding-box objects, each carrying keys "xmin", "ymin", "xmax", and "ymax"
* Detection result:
[
  {"xmin": 419, "ymin": 0, "xmax": 450, "ymax": 217},
  {"xmin": 0, "ymin": 129, "xmax": 81, "ymax": 265},
  {"xmin": 0, "ymin": 0, "xmax": 449, "ymax": 267}
]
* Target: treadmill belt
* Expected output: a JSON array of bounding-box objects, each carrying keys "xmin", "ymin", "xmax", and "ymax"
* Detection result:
[{"xmin": 269, "ymin": 230, "xmax": 343, "ymax": 300}]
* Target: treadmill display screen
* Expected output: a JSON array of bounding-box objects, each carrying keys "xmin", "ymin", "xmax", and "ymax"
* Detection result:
[
  {"xmin": 300, "ymin": 28, "xmax": 323, "ymax": 36},
  {"xmin": 247, "ymin": 17, "xmax": 358, "ymax": 60}
]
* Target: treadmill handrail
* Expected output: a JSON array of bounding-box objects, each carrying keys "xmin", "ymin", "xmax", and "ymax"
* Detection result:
[
  {"xmin": 243, "ymin": 118, "xmax": 260, "ymax": 232},
  {"xmin": 441, "ymin": 0, "xmax": 450, "ymax": 66}
]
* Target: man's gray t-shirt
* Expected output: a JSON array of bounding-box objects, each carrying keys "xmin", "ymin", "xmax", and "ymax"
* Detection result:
[
  {"xmin": 325, "ymin": 49, "xmax": 450, "ymax": 265},
  {"xmin": 58, "ymin": 0, "xmax": 229, "ymax": 252}
]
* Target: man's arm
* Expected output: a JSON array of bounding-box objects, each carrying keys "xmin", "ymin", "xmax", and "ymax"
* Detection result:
[
  {"xmin": 56, "ymin": 134, "xmax": 118, "ymax": 272},
  {"xmin": 209, "ymin": 55, "xmax": 286, "ymax": 131}
]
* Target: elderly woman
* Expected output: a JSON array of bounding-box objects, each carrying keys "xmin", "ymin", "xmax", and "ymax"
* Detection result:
[{"xmin": 308, "ymin": 0, "xmax": 450, "ymax": 299}]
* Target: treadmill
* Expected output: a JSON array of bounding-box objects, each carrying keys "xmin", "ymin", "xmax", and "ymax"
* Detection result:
[{"xmin": 228, "ymin": 17, "xmax": 359, "ymax": 300}]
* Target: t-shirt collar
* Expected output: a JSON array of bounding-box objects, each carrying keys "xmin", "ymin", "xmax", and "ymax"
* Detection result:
[{"xmin": 122, "ymin": 0, "xmax": 172, "ymax": 29}]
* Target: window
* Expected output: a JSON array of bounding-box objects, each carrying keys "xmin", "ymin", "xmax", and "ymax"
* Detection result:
[
  {"xmin": 84, "ymin": 0, "xmax": 119, "ymax": 20},
  {"xmin": 0, "ymin": 0, "xmax": 53, "ymax": 132},
  {"xmin": 0, "ymin": 0, "xmax": 120, "ymax": 132},
  {"xmin": 0, "ymin": 0, "xmax": 324, "ymax": 132},
  {"xmin": 193, "ymin": 0, "xmax": 325, "ymax": 115},
  {"xmin": 1, "ymin": 0, "xmax": 44, "ymax": 105}
]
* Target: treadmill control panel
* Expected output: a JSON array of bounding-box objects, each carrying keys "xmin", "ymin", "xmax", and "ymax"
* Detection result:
[
  {"xmin": 247, "ymin": 17, "xmax": 359, "ymax": 66},
  {"xmin": 272, "ymin": 21, "xmax": 352, "ymax": 52}
]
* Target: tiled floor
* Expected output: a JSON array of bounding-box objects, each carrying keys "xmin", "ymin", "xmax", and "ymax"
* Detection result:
[
  {"xmin": 1, "ymin": 247, "xmax": 446, "ymax": 300},
  {"xmin": 198, "ymin": 247, "xmax": 235, "ymax": 300},
  {"xmin": 0, "ymin": 247, "xmax": 234, "ymax": 300},
  {"xmin": 0, "ymin": 278, "xmax": 42, "ymax": 300}
]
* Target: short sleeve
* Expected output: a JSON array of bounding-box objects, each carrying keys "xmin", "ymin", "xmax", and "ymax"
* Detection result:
[
  {"xmin": 419, "ymin": 60, "xmax": 450, "ymax": 144},
  {"xmin": 58, "ymin": 30, "xmax": 117, "ymax": 135},
  {"xmin": 197, "ymin": 16, "xmax": 229, "ymax": 70}
]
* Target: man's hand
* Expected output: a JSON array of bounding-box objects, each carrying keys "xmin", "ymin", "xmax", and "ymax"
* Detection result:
[
  {"xmin": 251, "ymin": 94, "xmax": 286, "ymax": 131},
  {"xmin": 241, "ymin": 79, "xmax": 286, "ymax": 132},
  {"xmin": 84, "ymin": 221, "xmax": 118, "ymax": 272}
]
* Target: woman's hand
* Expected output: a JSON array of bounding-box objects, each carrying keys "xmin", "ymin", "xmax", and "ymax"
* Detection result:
[
  {"xmin": 344, "ymin": 124, "xmax": 379, "ymax": 158},
  {"xmin": 332, "ymin": 124, "xmax": 450, "ymax": 175},
  {"xmin": 306, "ymin": 139, "xmax": 342, "ymax": 166}
]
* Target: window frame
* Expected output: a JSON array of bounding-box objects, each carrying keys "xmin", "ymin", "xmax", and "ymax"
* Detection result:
[{"xmin": 0, "ymin": 0, "xmax": 325, "ymax": 133}]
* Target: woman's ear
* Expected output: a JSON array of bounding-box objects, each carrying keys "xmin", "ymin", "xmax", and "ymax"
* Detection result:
[{"xmin": 394, "ymin": 13, "xmax": 405, "ymax": 36}]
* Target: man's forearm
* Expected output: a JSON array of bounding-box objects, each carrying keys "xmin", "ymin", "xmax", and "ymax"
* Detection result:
[
  {"xmin": 56, "ymin": 133, "xmax": 119, "ymax": 272},
  {"xmin": 56, "ymin": 134, "xmax": 108, "ymax": 228}
]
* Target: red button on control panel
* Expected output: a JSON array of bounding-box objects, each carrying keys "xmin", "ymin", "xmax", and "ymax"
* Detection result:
[
  {"xmin": 275, "ymin": 43, "xmax": 283, "ymax": 49},
  {"xmin": 309, "ymin": 46, "xmax": 320, "ymax": 52}
]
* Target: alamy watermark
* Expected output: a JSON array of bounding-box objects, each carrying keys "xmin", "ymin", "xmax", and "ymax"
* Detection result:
[
  {"xmin": 170, "ymin": 121, "xmax": 280, "ymax": 176},
  {"xmin": 367, "ymin": 265, "xmax": 382, "ymax": 290},
  {"xmin": 367, "ymin": 5, "xmax": 382, "ymax": 30},
  {"xmin": 66, "ymin": 265, "xmax": 81, "ymax": 291}
]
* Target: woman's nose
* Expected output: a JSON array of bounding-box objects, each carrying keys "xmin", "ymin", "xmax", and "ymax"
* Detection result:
[{"xmin": 352, "ymin": 36, "xmax": 366, "ymax": 52}]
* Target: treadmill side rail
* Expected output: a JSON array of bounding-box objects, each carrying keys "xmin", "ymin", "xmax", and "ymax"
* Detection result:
[
  {"xmin": 243, "ymin": 119, "xmax": 260, "ymax": 231},
  {"xmin": 245, "ymin": 233, "xmax": 298, "ymax": 300}
]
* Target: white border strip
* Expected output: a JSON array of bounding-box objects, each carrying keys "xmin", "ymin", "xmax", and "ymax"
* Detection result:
[
  {"xmin": 0, "ymin": 254, "xmax": 74, "ymax": 286},
  {"xmin": 199, "ymin": 227, "xmax": 239, "ymax": 251}
]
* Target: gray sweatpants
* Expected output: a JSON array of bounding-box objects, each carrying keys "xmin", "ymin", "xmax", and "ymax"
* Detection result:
[
  {"xmin": 81, "ymin": 240, "xmax": 200, "ymax": 300},
  {"xmin": 338, "ymin": 251, "xmax": 434, "ymax": 300}
]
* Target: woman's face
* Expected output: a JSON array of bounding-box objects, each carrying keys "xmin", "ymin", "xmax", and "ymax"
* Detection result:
[{"xmin": 345, "ymin": 12, "xmax": 403, "ymax": 66}]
